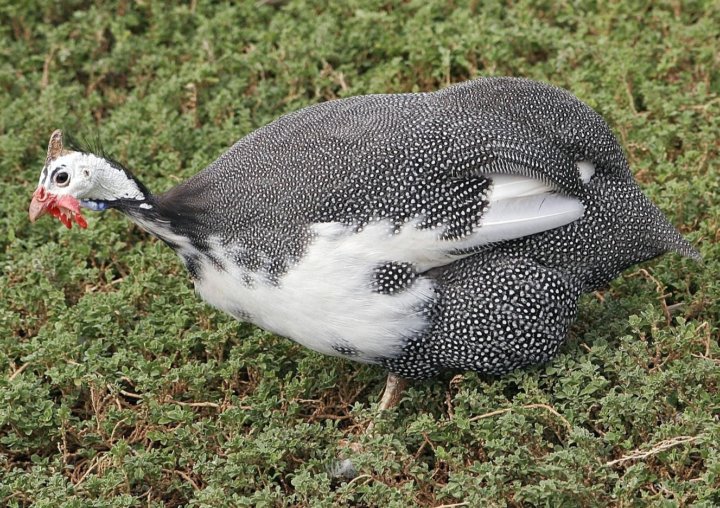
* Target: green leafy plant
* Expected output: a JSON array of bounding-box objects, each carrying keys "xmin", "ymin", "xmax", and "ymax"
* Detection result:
[{"xmin": 1, "ymin": 1, "xmax": 718, "ymax": 506}]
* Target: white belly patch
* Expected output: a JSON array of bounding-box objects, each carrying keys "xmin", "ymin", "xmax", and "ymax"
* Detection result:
[{"xmin": 192, "ymin": 222, "xmax": 437, "ymax": 362}]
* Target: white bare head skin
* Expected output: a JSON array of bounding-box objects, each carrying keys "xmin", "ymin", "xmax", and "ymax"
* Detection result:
[
  {"xmin": 37, "ymin": 131, "xmax": 145, "ymax": 204},
  {"xmin": 29, "ymin": 130, "xmax": 150, "ymax": 227},
  {"xmin": 39, "ymin": 151, "xmax": 145, "ymax": 203}
]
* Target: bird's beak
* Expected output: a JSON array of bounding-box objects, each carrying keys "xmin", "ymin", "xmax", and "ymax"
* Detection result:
[{"xmin": 29, "ymin": 187, "xmax": 49, "ymax": 223}]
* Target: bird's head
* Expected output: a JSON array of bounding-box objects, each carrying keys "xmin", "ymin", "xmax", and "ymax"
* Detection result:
[{"xmin": 29, "ymin": 130, "xmax": 148, "ymax": 228}]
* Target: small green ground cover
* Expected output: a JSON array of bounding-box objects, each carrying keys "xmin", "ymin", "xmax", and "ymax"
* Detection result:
[{"xmin": 0, "ymin": 1, "xmax": 718, "ymax": 506}]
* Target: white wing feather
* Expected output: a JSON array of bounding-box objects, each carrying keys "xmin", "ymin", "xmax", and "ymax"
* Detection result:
[
  {"xmin": 391, "ymin": 167, "xmax": 588, "ymax": 270},
  {"xmin": 305, "ymin": 163, "xmax": 592, "ymax": 272},
  {"xmin": 474, "ymin": 192, "xmax": 584, "ymax": 245}
]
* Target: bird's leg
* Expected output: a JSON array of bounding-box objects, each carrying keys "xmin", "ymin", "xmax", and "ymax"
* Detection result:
[
  {"xmin": 331, "ymin": 373, "xmax": 408, "ymax": 479},
  {"xmin": 365, "ymin": 372, "xmax": 407, "ymax": 434},
  {"xmin": 378, "ymin": 372, "xmax": 407, "ymax": 411}
]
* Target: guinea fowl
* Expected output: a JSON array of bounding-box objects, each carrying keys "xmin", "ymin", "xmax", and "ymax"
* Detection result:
[{"xmin": 29, "ymin": 77, "xmax": 698, "ymax": 409}]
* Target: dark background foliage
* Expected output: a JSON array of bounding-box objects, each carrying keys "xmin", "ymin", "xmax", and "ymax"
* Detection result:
[{"xmin": 0, "ymin": 1, "xmax": 718, "ymax": 506}]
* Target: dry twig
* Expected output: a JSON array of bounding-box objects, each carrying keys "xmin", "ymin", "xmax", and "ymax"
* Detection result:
[
  {"xmin": 8, "ymin": 362, "xmax": 30, "ymax": 381},
  {"xmin": 468, "ymin": 403, "xmax": 572, "ymax": 431},
  {"xmin": 605, "ymin": 435, "xmax": 701, "ymax": 467}
]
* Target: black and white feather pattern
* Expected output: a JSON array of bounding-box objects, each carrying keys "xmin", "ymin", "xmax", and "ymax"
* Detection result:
[{"xmin": 83, "ymin": 77, "xmax": 698, "ymax": 379}]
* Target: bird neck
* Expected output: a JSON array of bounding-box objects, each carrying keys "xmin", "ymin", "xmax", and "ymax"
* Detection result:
[
  {"xmin": 98, "ymin": 166, "xmax": 221, "ymax": 277},
  {"xmin": 115, "ymin": 177, "xmax": 212, "ymax": 263},
  {"xmin": 120, "ymin": 197, "xmax": 197, "ymax": 255}
]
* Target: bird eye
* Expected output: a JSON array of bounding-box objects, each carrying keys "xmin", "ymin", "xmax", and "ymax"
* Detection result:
[{"xmin": 54, "ymin": 171, "xmax": 70, "ymax": 186}]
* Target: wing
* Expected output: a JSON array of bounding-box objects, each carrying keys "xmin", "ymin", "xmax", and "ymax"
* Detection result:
[
  {"xmin": 308, "ymin": 81, "xmax": 606, "ymax": 270},
  {"xmin": 312, "ymin": 169, "xmax": 590, "ymax": 272}
]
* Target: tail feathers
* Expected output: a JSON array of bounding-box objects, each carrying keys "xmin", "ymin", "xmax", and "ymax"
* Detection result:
[
  {"xmin": 643, "ymin": 194, "xmax": 701, "ymax": 262},
  {"xmin": 659, "ymin": 224, "xmax": 701, "ymax": 261}
]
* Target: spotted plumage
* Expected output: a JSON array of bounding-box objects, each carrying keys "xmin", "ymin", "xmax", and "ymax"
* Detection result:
[
  {"xmin": 373, "ymin": 262, "xmax": 420, "ymax": 295},
  {"xmin": 30, "ymin": 77, "xmax": 698, "ymax": 380}
]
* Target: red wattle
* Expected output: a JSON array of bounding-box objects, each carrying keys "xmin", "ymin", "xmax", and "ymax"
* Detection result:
[{"xmin": 29, "ymin": 189, "xmax": 88, "ymax": 229}]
